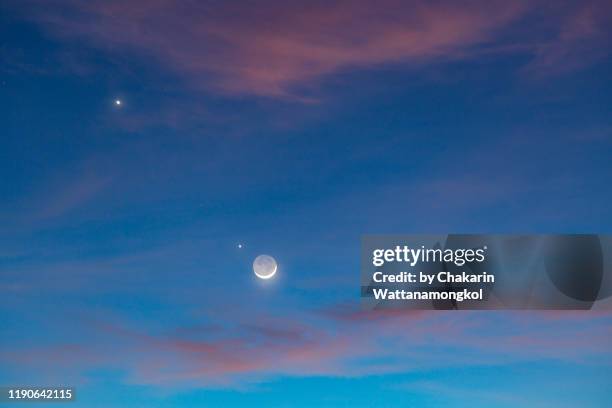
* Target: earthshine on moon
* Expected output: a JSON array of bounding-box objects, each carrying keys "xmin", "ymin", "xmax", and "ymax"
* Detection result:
[{"xmin": 253, "ymin": 255, "xmax": 277, "ymax": 280}]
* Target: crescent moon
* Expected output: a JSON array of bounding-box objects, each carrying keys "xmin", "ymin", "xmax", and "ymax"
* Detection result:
[{"xmin": 253, "ymin": 255, "xmax": 277, "ymax": 280}]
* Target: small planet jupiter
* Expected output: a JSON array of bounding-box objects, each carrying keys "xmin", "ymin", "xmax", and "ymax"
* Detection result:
[{"xmin": 253, "ymin": 255, "xmax": 277, "ymax": 280}]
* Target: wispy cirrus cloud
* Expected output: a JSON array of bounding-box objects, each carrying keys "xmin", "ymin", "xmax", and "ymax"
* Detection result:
[
  {"xmin": 524, "ymin": 0, "xmax": 612, "ymax": 75},
  {"xmin": 4, "ymin": 307, "xmax": 611, "ymax": 388},
  {"xmin": 16, "ymin": 0, "xmax": 522, "ymax": 97},
  {"xmin": 9, "ymin": 0, "xmax": 610, "ymax": 97},
  {"xmin": 11, "ymin": 0, "xmax": 611, "ymax": 99},
  {"xmin": 2, "ymin": 156, "xmax": 116, "ymax": 227}
]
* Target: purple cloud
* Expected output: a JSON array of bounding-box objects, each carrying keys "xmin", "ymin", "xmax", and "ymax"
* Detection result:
[{"xmin": 13, "ymin": 0, "xmax": 610, "ymax": 99}]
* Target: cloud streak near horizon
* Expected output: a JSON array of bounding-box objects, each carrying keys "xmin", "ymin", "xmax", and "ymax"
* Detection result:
[{"xmin": 4, "ymin": 306, "xmax": 612, "ymax": 388}]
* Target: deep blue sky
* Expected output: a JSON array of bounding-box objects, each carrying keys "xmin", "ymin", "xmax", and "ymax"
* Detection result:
[{"xmin": 1, "ymin": 1, "xmax": 612, "ymax": 406}]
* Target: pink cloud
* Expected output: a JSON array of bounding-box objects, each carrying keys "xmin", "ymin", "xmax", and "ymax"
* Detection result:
[
  {"xmin": 524, "ymin": 0, "xmax": 612, "ymax": 75},
  {"xmin": 103, "ymin": 310, "xmax": 612, "ymax": 385},
  {"xmin": 6, "ymin": 308, "xmax": 611, "ymax": 388},
  {"xmin": 7, "ymin": 0, "xmax": 610, "ymax": 107},
  {"xmin": 9, "ymin": 1, "xmax": 612, "ymax": 99},
  {"xmin": 17, "ymin": 0, "xmax": 529, "ymax": 98}
]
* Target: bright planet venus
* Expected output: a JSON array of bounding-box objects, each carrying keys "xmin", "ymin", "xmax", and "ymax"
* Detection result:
[{"xmin": 253, "ymin": 255, "xmax": 277, "ymax": 280}]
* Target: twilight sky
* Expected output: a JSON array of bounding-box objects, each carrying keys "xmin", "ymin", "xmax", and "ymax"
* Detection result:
[{"xmin": 1, "ymin": 0, "xmax": 612, "ymax": 406}]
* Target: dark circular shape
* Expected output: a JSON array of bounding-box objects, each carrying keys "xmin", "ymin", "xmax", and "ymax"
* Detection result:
[{"xmin": 544, "ymin": 235, "xmax": 603, "ymax": 302}]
